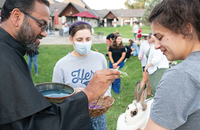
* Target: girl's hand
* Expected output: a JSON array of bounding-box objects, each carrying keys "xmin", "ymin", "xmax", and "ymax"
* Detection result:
[
  {"xmin": 144, "ymin": 66, "xmax": 148, "ymax": 72},
  {"xmin": 113, "ymin": 63, "xmax": 118, "ymax": 69},
  {"xmin": 145, "ymin": 63, "xmax": 153, "ymax": 73},
  {"xmin": 103, "ymin": 93, "xmax": 109, "ymax": 98},
  {"xmin": 75, "ymin": 87, "xmax": 84, "ymax": 94},
  {"xmin": 83, "ymin": 69, "xmax": 121, "ymax": 103},
  {"xmin": 138, "ymin": 55, "xmax": 142, "ymax": 61}
]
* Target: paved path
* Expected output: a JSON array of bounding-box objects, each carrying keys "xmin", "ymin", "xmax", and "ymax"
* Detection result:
[{"xmin": 40, "ymin": 31, "xmax": 136, "ymax": 45}]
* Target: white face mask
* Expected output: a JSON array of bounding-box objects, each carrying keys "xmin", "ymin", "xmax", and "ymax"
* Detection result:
[{"xmin": 74, "ymin": 41, "xmax": 92, "ymax": 55}]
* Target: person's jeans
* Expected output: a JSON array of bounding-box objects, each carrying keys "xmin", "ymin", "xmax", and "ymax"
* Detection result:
[
  {"xmin": 109, "ymin": 61, "xmax": 124, "ymax": 94},
  {"xmin": 27, "ymin": 54, "xmax": 38, "ymax": 74},
  {"xmin": 134, "ymin": 33, "xmax": 137, "ymax": 40},
  {"xmin": 90, "ymin": 114, "xmax": 107, "ymax": 130},
  {"xmin": 133, "ymin": 51, "xmax": 138, "ymax": 56}
]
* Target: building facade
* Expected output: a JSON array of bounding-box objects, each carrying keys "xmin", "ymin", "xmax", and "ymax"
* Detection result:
[
  {"xmin": 0, "ymin": 0, "xmax": 145, "ymax": 28},
  {"xmin": 49, "ymin": 0, "xmax": 145, "ymax": 29}
]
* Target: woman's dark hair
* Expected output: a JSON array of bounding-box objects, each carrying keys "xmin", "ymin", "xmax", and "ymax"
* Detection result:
[
  {"xmin": 111, "ymin": 34, "xmax": 124, "ymax": 49},
  {"xmin": 1, "ymin": 0, "xmax": 49, "ymax": 22},
  {"xmin": 129, "ymin": 39, "xmax": 134, "ymax": 46},
  {"xmin": 148, "ymin": 0, "xmax": 200, "ymax": 41},
  {"xmin": 69, "ymin": 21, "xmax": 91, "ymax": 37}
]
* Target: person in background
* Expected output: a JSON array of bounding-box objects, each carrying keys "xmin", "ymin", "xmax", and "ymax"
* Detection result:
[
  {"xmin": 91, "ymin": 25, "xmax": 94, "ymax": 35},
  {"xmin": 144, "ymin": 35, "xmax": 169, "ymax": 95},
  {"xmin": 108, "ymin": 34, "xmax": 126, "ymax": 94},
  {"xmin": 63, "ymin": 23, "xmax": 69, "ymax": 32},
  {"xmin": 124, "ymin": 44, "xmax": 132, "ymax": 61},
  {"xmin": 27, "ymin": 50, "xmax": 39, "ymax": 76},
  {"xmin": 67, "ymin": 21, "xmax": 71, "ymax": 26},
  {"xmin": 48, "ymin": 21, "xmax": 51, "ymax": 30},
  {"xmin": 88, "ymin": 19, "xmax": 91, "ymax": 25},
  {"xmin": 0, "ymin": 0, "xmax": 121, "ymax": 129},
  {"xmin": 145, "ymin": 0, "xmax": 200, "ymax": 129},
  {"xmin": 137, "ymin": 27, "xmax": 142, "ymax": 45},
  {"xmin": 128, "ymin": 39, "xmax": 139, "ymax": 57},
  {"xmin": 106, "ymin": 31, "xmax": 119, "ymax": 52},
  {"xmin": 52, "ymin": 21, "xmax": 110, "ymax": 130},
  {"xmin": 63, "ymin": 23, "xmax": 69, "ymax": 36},
  {"xmin": 138, "ymin": 33, "xmax": 154, "ymax": 96},
  {"xmin": 132, "ymin": 22, "xmax": 139, "ymax": 40}
]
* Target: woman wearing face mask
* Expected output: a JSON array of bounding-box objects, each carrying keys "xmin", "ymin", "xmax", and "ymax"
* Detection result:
[
  {"xmin": 108, "ymin": 34, "xmax": 126, "ymax": 94},
  {"xmin": 52, "ymin": 21, "xmax": 110, "ymax": 130}
]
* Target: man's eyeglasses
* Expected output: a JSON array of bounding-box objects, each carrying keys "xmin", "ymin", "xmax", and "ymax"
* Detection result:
[{"xmin": 21, "ymin": 11, "xmax": 48, "ymax": 32}]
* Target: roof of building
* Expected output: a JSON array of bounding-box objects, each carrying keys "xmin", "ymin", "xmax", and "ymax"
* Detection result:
[
  {"xmin": 50, "ymin": 3, "xmax": 68, "ymax": 16},
  {"xmin": 80, "ymin": 0, "xmax": 98, "ymax": 17},
  {"xmin": 0, "ymin": 0, "xmax": 145, "ymax": 18},
  {"xmin": 71, "ymin": 2, "xmax": 95, "ymax": 16},
  {"xmin": 113, "ymin": 9, "xmax": 146, "ymax": 17},
  {"xmin": 72, "ymin": 11, "xmax": 98, "ymax": 19},
  {"xmin": 93, "ymin": 10, "xmax": 111, "ymax": 18},
  {"xmin": 104, "ymin": 11, "xmax": 118, "ymax": 19},
  {"xmin": 50, "ymin": 2, "xmax": 97, "ymax": 17},
  {"xmin": 93, "ymin": 9, "xmax": 145, "ymax": 18}
]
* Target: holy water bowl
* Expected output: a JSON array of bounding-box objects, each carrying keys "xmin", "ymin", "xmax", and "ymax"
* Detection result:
[{"xmin": 35, "ymin": 82, "xmax": 75, "ymax": 103}]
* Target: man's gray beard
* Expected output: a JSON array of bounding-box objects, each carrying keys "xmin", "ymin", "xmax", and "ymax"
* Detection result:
[
  {"xmin": 15, "ymin": 16, "xmax": 40, "ymax": 52},
  {"xmin": 25, "ymin": 42, "xmax": 39, "ymax": 52}
]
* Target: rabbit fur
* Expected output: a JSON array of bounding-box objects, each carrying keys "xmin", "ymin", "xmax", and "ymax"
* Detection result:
[{"xmin": 117, "ymin": 81, "xmax": 154, "ymax": 130}]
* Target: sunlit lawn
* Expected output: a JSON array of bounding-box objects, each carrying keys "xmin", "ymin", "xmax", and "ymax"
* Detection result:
[{"xmin": 94, "ymin": 25, "xmax": 152, "ymax": 38}]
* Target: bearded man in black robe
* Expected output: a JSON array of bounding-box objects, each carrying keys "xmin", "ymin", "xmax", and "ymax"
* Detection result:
[{"xmin": 0, "ymin": 0, "xmax": 120, "ymax": 129}]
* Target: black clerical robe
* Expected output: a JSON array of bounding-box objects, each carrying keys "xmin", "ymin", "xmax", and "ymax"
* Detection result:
[{"xmin": 0, "ymin": 27, "xmax": 90, "ymax": 130}]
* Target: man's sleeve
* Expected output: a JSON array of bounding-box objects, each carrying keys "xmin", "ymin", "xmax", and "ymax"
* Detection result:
[{"xmin": 0, "ymin": 91, "xmax": 90, "ymax": 130}]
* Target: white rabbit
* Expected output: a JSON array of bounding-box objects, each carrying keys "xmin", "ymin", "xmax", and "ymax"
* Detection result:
[{"xmin": 117, "ymin": 81, "xmax": 154, "ymax": 130}]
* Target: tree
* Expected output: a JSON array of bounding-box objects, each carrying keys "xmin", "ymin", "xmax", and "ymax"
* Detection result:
[
  {"xmin": 141, "ymin": 0, "xmax": 162, "ymax": 25},
  {"xmin": 124, "ymin": 0, "xmax": 151, "ymax": 9},
  {"xmin": 124, "ymin": 0, "xmax": 135, "ymax": 9}
]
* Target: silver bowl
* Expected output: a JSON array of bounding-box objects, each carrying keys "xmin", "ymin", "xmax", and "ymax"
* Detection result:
[{"xmin": 35, "ymin": 82, "xmax": 75, "ymax": 103}]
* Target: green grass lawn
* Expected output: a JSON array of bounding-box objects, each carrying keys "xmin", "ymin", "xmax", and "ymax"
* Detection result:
[
  {"xmin": 25, "ymin": 43, "xmax": 149, "ymax": 130},
  {"xmin": 94, "ymin": 25, "xmax": 152, "ymax": 38}
]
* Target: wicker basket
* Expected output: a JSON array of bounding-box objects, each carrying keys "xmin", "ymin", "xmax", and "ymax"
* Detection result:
[{"xmin": 89, "ymin": 96, "xmax": 115, "ymax": 117}]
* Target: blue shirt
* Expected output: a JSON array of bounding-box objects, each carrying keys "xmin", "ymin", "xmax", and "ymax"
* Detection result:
[{"xmin": 131, "ymin": 43, "xmax": 139, "ymax": 56}]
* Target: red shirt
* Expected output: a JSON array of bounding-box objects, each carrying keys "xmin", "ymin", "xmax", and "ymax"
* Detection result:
[{"xmin": 137, "ymin": 30, "xmax": 142, "ymax": 38}]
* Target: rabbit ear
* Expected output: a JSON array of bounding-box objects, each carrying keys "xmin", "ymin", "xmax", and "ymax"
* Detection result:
[
  {"xmin": 134, "ymin": 81, "xmax": 140, "ymax": 100},
  {"xmin": 137, "ymin": 84, "xmax": 147, "ymax": 111}
]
